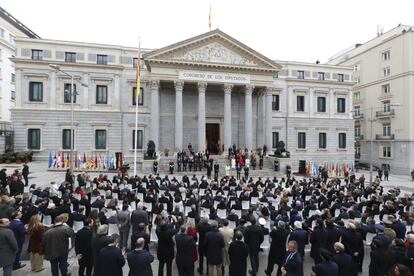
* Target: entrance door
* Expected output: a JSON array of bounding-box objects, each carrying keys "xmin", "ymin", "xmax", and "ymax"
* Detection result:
[{"xmin": 206, "ymin": 123, "xmax": 220, "ymax": 154}]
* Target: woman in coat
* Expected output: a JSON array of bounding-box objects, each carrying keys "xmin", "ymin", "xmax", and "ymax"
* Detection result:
[
  {"xmin": 265, "ymin": 221, "xmax": 290, "ymax": 276},
  {"xmin": 156, "ymin": 216, "xmax": 178, "ymax": 276},
  {"xmin": 186, "ymin": 220, "xmax": 198, "ymax": 263},
  {"xmin": 27, "ymin": 214, "xmax": 45, "ymax": 272}
]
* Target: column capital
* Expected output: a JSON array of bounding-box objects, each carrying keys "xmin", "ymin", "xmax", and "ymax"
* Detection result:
[
  {"xmin": 174, "ymin": 80, "xmax": 184, "ymax": 91},
  {"xmin": 245, "ymin": 84, "xmax": 255, "ymax": 95},
  {"xmin": 265, "ymin": 86, "xmax": 274, "ymax": 96},
  {"xmin": 223, "ymin": 83, "xmax": 233, "ymax": 94},
  {"xmin": 150, "ymin": 79, "xmax": 160, "ymax": 89},
  {"xmin": 198, "ymin": 82, "xmax": 207, "ymax": 92}
]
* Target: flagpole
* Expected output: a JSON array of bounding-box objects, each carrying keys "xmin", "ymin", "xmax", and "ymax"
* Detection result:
[{"xmin": 133, "ymin": 38, "xmax": 141, "ymax": 177}]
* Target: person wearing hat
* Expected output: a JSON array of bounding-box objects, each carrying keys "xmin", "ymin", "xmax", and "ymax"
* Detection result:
[
  {"xmin": 265, "ymin": 221, "xmax": 290, "ymax": 276},
  {"xmin": 373, "ymin": 223, "xmax": 391, "ymax": 248},
  {"xmin": 98, "ymin": 234, "xmax": 125, "ymax": 276},
  {"xmin": 244, "ymin": 216, "xmax": 264, "ymax": 276}
]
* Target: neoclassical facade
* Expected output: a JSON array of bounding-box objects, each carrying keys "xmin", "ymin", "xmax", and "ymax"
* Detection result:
[{"xmin": 11, "ymin": 29, "xmax": 354, "ymax": 170}]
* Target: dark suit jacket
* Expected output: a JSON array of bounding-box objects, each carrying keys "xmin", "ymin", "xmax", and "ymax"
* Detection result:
[
  {"xmin": 127, "ymin": 249, "xmax": 154, "ymax": 276},
  {"xmin": 99, "ymin": 245, "xmax": 125, "ymax": 276},
  {"xmin": 269, "ymin": 227, "xmax": 290, "ymax": 264},
  {"xmin": 0, "ymin": 227, "xmax": 18, "ymax": 267},
  {"xmin": 175, "ymin": 233, "xmax": 195, "ymax": 267},
  {"xmin": 204, "ymin": 230, "xmax": 225, "ymax": 265},
  {"xmin": 244, "ymin": 224, "xmax": 264, "ymax": 254},
  {"xmin": 131, "ymin": 209, "xmax": 148, "ymax": 233},
  {"xmin": 130, "ymin": 231, "xmax": 150, "ymax": 251},
  {"xmin": 75, "ymin": 226, "xmax": 93, "ymax": 261},
  {"xmin": 228, "ymin": 240, "xmax": 249, "ymax": 276},
  {"xmin": 289, "ymin": 229, "xmax": 308, "ymax": 257},
  {"xmin": 156, "ymin": 224, "xmax": 178, "ymax": 262},
  {"xmin": 312, "ymin": 260, "xmax": 338, "ymax": 276},
  {"xmin": 92, "ymin": 234, "xmax": 110, "ymax": 276},
  {"xmin": 9, "ymin": 219, "xmax": 25, "ymax": 247},
  {"xmin": 282, "ymin": 251, "xmax": 303, "ymax": 276},
  {"xmin": 332, "ymin": 252, "xmax": 354, "ymax": 276}
]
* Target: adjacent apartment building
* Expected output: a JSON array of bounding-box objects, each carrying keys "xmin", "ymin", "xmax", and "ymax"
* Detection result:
[
  {"xmin": 328, "ymin": 24, "xmax": 414, "ymax": 174},
  {"xmin": 11, "ymin": 29, "xmax": 354, "ymax": 171},
  {"xmin": 0, "ymin": 7, "xmax": 39, "ymax": 151}
]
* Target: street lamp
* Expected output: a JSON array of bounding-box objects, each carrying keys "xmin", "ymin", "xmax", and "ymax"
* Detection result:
[
  {"xmin": 49, "ymin": 64, "xmax": 88, "ymax": 174},
  {"xmin": 353, "ymin": 102, "xmax": 400, "ymax": 184}
]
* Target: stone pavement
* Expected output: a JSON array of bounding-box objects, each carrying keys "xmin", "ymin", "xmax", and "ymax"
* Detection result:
[{"xmin": 1, "ymin": 161, "xmax": 412, "ymax": 275}]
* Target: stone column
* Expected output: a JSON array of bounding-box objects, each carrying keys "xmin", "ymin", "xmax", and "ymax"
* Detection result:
[
  {"xmin": 150, "ymin": 80, "xmax": 160, "ymax": 150},
  {"xmin": 265, "ymin": 86, "xmax": 273, "ymax": 150},
  {"xmin": 175, "ymin": 81, "xmax": 184, "ymax": 151},
  {"xmin": 198, "ymin": 82, "xmax": 207, "ymax": 152},
  {"xmin": 223, "ymin": 83, "xmax": 233, "ymax": 150},
  {"xmin": 113, "ymin": 75, "xmax": 120, "ymax": 110},
  {"xmin": 245, "ymin": 85, "xmax": 254, "ymax": 150},
  {"xmin": 309, "ymin": 87, "xmax": 314, "ymax": 115},
  {"xmin": 49, "ymin": 71, "xmax": 56, "ymax": 109}
]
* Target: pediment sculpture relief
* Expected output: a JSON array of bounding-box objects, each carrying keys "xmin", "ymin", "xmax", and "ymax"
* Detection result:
[{"xmin": 171, "ymin": 42, "xmax": 257, "ymax": 66}]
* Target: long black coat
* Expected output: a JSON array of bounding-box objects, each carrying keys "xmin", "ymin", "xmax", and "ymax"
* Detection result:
[
  {"xmin": 268, "ymin": 227, "xmax": 290, "ymax": 264},
  {"xmin": 228, "ymin": 240, "xmax": 249, "ymax": 276},
  {"xmin": 369, "ymin": 247, "xmax": 393, "ymax": 276},
  {"xmin": 289, "ymin": 229, "xmax": 308, "ymax": 257},
  {"xmin": 99, "ymin": 245, "xmax": 125, "ymax": 276},
  {"xmin": 175, "ymin": 233, "xmax": 195, "ymax": 267},
  {"xmin": 310, "ymin": 226, "xmax": 327, "ymax": 260},
  {"xmin": 131, "ymin": 209, "xmax": 149, "ymax": 233},
  {"xmin": 156, "ymin": 223, "xmax": 178, "ymax": 262},
  {"xmin": 197, "ymin": 221, "xmax": 211, "ymax": 254},
  {"xmin": 75, "ymin": 226, "xmax": 93, "ymax": 262},
  {"xmin": 332, "ymin": 252, "xmax": 354, "ymax": 276},
  {"xmin": 204, "ymin": 230, "xmax": 225, "ymax": 265},
  {"xmin": 91, "ymin": 234, "xmax": 110, "ymax": 276},
  {"xmin": 244, "ymin": 224, "xmax": 264, "ymax": 254},
  {"xmin": 127, "ymin": 249, "xmax": 154, "ymax": 276}
]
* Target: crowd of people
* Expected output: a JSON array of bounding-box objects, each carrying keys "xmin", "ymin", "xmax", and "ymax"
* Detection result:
[{"xmin": 0, "ymin": 161, "xmax": 414, "ymax": 276}]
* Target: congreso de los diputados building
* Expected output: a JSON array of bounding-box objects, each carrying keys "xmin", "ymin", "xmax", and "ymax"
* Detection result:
[{"xmin": 10, "ymin": 29, "xmax": 354, "ymax": 172}]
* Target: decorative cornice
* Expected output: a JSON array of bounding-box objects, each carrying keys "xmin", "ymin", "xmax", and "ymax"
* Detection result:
[
  {"xmin": 245, "ymin": 84, "xmax": 255, "ymax": 95},
  {"xmin": 174, "ymin": 80, "xmax": 184, "ymax": 91},
  {"xmin": 223, "ymin": 83, "xmax": 233, "ymax": 93},
  {"xmin": 198, "ymin": 82, "xmax": 207, "ymax": 92}
]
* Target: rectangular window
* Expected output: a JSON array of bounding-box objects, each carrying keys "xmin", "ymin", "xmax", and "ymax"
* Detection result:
[
  {"xmin": 353, "ymin": 64, "xmax": 360, "ymax": 71},
  {"xmin": 297, "ymin": 70, "xmax": 304, "ymax": 79},
  {"xmin": 272, "ymin": 95, "xmax": 279, "ymax": 111},
  {"xmin": 29, "ymin": 82, "xmax": 43, "ymax": 102},
  {"xmin": 11, "ymin": 73, "xmax": 15, "ymax": 83},
  {"xmin": 0, "ymin": 28, "xmax": 4, "ymax": 37},
  {"xmin": 62, "ymin": 129, "xmax": 74, "ymax": 150},
  {"xmin": 63, "ymin": 83, "xmax": 77, "ymax": 103},
  {"xmin": 9, "ymin": 34, "xmax": 14, "ymax": 45},
  {"xmin": 383, "ymin": 146, "xmax": 391, "ymax": 158},
  {"xmin": 317, "ymin": 72, "xmax": 325, "ymax": 80},
  {"xmin": 383, "ymin": 67, "xmax": 391, "ymax": 77},
  {"xmin": 383, "ymin": 123, "xmax": 391, "ymax": 136},
  {"xmin": 132, "ymin": 129, "xmax": 143, "ymax": 149},
  {"xmin": 31, "ymin": 49, "xmax": 43, "ymax": 60},
  {"xmin": 297, "ymin": 95, "xmax": 305, "ymax": 112},
  {"xmin": 65, "ymin": 52, "xmax": 76, "ymax": 62},
  {"xmin": 382, "ymin": 84, "xmax": 390, "ymax": 94},
  {"xmin": 337, "ymin": 74, "xmax": 344, "ymax": 82},
  {"xmin": 354, "ymin": 106, "xmax": 361, "ymax": 116},
  {"xmin": 95, "ymin": 130, "xmax": 107, "ymax": 149},
  {"xmin": 132, "ymin": 87, "xmax": 144, "ymax": 106},
  {"xmin": 96, "ymin": 85, "xmax": 108, "ymax": 104},
  {"xmin": 353, "ymin": 92, "xmax": 360, "ymax": 101},
  {"xmin": 272, "ymin": 132, "xmax": 279, "ymax": 148},
  {"xmin": 317, "ymin": 97, "xmax": 326, "ymax": 112},
  {"xmin": 28, "ymin": 129, "xmax": 41, "ymax": 150},
  {"xmin": 97, "ymin": 54, "xmax": 108, "ymax": 65},
  {"xmin": 133, "ymin": 57, "xmax": 138, "ymax": 68},
  {"xmin": 382, "ymin": 50, "xmax": 390, "ymax": 61},
  {"xmin": 11, "ymin": 91, "xmax": 15, "ymax": 100},
  {"xmin": 337, "ymin": 98, "xmax": 346, "ymax": 113},
  {"xmin": 338, "ymin": 133, "xmax": 346, "ymax": 149},
  {"xmin": 383, "ymin": 100, "xmax": 391, "ymax": 112},
  {"xmin": 319, "ymin": 133, "xmax": 327, "ymax": 149},
  {"xmin": 298, "ymin": 132, "xmax": 306, "ymax": 149}
]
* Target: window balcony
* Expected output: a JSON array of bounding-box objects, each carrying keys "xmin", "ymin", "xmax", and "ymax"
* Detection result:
[
  {"xmin": 355, "ymin": 135, "xmax": 364, "ymax": 141},
  {"xmin": 376, "ymin": 109, "xmax": 395, "ymax": 118},
  {"xmin": 375, "ymin": 134, "xmax": 395, "ymax": 141},
  {"xmin": 353, "ymin": 113, "xmax": 364, "ymax": 120}
]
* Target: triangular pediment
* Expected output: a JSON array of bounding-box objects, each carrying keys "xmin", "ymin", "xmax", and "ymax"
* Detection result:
[{"xmin": 143, "ymin": 29, "xmax": 281, "ymax": 72}]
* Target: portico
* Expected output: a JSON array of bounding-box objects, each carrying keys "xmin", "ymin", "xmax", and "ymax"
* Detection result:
[{"xmin": 143, "ymin": 29, "xmax": 281, "ymax": 153}]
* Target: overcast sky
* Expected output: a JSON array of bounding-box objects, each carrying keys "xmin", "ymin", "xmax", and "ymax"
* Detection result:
[{"xmin": 2, "ymin": 0, "xmax": 413, "ymax": 63}]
